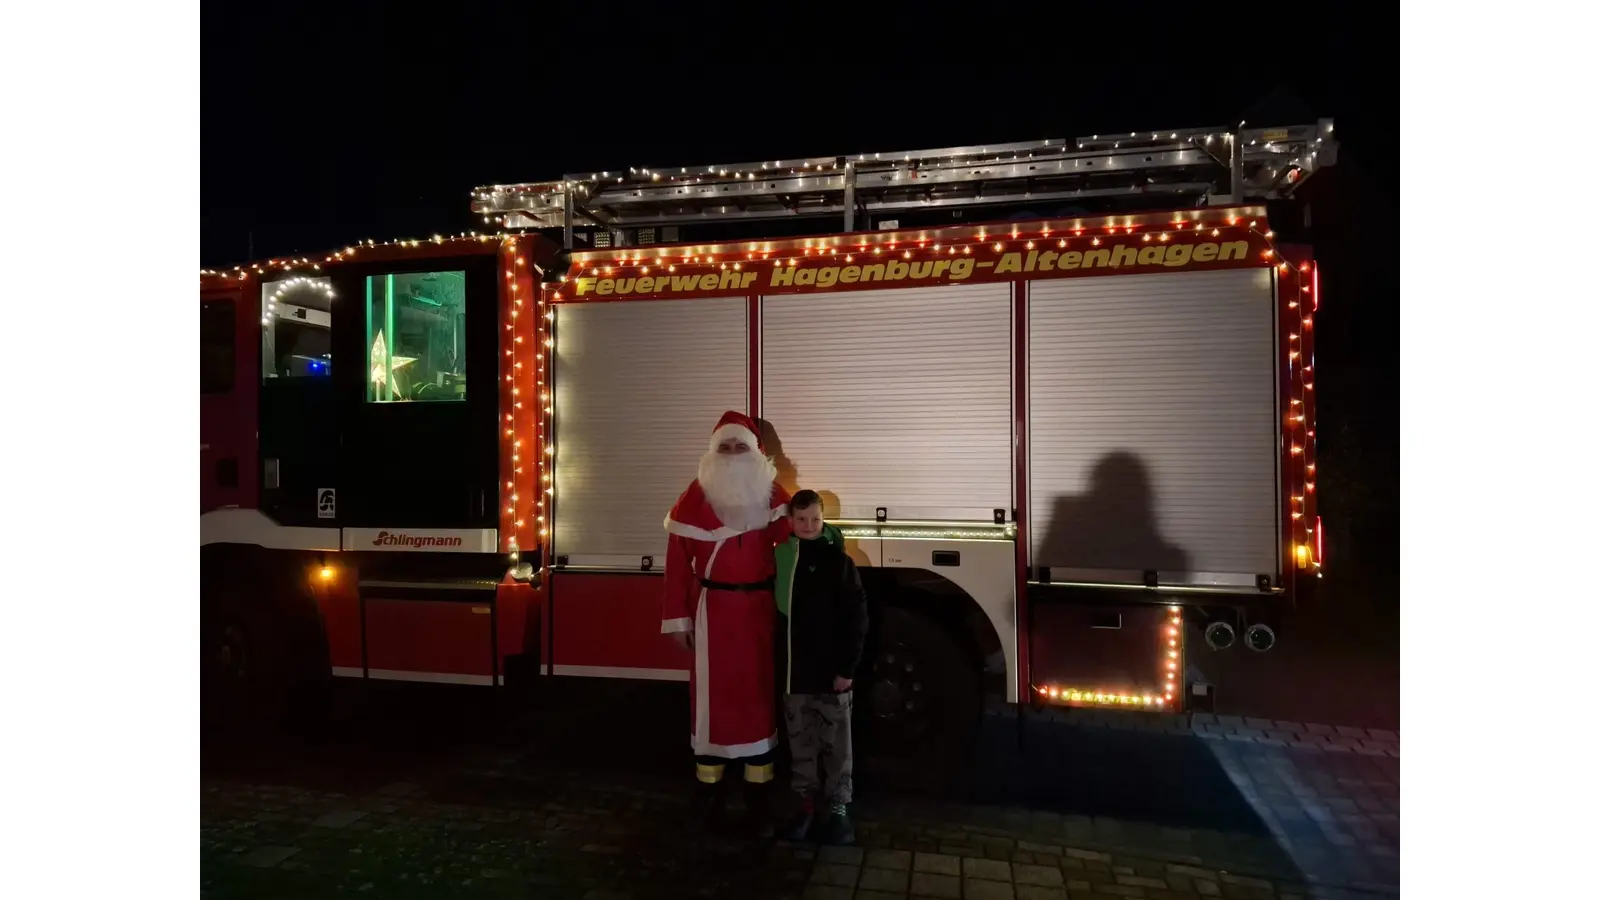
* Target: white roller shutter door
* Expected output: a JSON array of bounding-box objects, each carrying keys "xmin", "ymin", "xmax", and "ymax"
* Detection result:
[
  {"xmin": 1028, "ymin": 268, "xmax": 1278, "ymax": 586},
  {"xmin": 761, "ymin": 284, "xmax": 1012, "ymax": 521},
  {"xmin": 553, "ymin": 297, "xmax": 748, "ymax": 567}
]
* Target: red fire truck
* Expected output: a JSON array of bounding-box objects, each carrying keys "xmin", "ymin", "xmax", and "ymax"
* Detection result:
[{"xmin": 202, "ymin": 123, "xmax": 1333, "ymax": 752}]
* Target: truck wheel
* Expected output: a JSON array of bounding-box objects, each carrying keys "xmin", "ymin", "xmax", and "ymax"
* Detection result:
[
  {"xmin": 857, "ymin": 606, "xmax": 981, "ymax": 788},
  {"xmin": 202, "ymin": 582, "xmax": 298, "ymax": 736}
]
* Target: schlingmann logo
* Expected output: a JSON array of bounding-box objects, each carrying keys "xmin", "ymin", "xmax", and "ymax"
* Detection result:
[{"xmin": 371, "ymin": 531, "xmax": 463, "ymax": 548}]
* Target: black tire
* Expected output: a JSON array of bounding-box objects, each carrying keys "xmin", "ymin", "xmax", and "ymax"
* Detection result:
[{"xmin": 855, "ymin": 606, "xmax": 981, "ymax": 792}]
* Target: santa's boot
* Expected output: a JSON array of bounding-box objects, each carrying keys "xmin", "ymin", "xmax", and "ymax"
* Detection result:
[
  {"xmin": 743, "ymin": 762, "xmax": 777, "ymax": 839},
  {"xmin": 687, "ymin": 763, "xmax": 726, "ymax": 836}
]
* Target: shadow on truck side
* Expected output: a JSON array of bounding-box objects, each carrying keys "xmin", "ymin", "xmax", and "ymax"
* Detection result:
[{"xmin": 1034, "ymin": 451, "xmax": 1190, "ymax": 579}]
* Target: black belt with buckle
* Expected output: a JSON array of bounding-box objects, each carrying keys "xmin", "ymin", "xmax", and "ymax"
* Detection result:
[{"xmin": 699, "ymin": 577, "xmax": 775, "ymax": 592}]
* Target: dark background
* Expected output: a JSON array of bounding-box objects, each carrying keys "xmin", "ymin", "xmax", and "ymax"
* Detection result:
[{"xmin": 204, "ymin": 4, "xmax": 1397, "ymax": 724}]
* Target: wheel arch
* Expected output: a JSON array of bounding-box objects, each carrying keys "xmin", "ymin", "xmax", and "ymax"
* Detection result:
[
  {"xmin": 201, "ymin": 542, "xmax": 332, "ymax": 675},
  {"xmin": 859, "ymin": 559, "xmax": 1013, "ymax": 700},
  {"xmin": 854, "ymin": 534, "xmax": 1018, "ymax": 699}
]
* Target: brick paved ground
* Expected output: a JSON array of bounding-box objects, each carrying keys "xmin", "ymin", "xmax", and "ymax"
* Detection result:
[{"xmin": 201, "ymin": 682, "xmax": 1398, "ymax": 900}]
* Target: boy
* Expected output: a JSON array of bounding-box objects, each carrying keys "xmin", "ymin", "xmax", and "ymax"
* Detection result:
[{"xmin": 774, "ymin": 490, "xmax": 869, "ymax": 844}]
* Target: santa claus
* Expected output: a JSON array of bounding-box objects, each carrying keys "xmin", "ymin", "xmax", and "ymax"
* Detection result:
[{"xmin": 662, "ymin": 410, "xmax": 792, "ymax": 833}]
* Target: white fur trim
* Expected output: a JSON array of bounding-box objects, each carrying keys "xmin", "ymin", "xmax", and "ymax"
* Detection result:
[
  {"xmin": 661, "ymin": 617, "xmax": 693, "ymax": 634},
  {"xmin": 664, "ymin": 516, "xmax": 747, "ymax": 542},
  {"xmin": 662, "ymin": 501, "xmax": 786, "ymax": 541},
  {"xmin": 688, "ymin": 731, "xmax": 779, "ymax": 759},
  {"xmin": 691, "ymin": 539, "xmax": 725, "ymax": 754},
  {"xmin": 709, "ymin": 423, "xmax": 760, "ymax": 453}
]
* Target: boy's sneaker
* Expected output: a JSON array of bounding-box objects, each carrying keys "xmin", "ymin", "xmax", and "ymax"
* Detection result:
[
  {"xmin": 820, "ymin": 803, "xmax": 855, "ymax": 846},
  {"xmin": 784, "ymin": 797, "xmax": 815, "ymax": 842}
]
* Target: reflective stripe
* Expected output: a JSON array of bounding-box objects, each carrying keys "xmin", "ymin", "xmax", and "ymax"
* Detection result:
[
  {"xmin": 743, "ymin": 762, "xmax": 775, "ymax": 784},
  {"xmin": 696, "ymin": 763, "xmax": 725, "ymax": 784},
  {"xmin": 203, "ymin": 508, "xmax": 340, "ymax": 551}
]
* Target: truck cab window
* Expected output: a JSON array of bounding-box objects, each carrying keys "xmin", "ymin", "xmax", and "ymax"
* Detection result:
[
  {"xmin": 364, "ymin": 270, "xmax": 468, "ymax": 403},
  {"xmin": 200, "ymin": 300, "xmax": 236, "ymax": 395},
  {"xmin": 261, "ymin": 276, "xmax": 334, "ymax": 381}
]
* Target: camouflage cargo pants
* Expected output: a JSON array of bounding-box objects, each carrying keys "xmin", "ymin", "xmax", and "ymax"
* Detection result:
[{"xmin": 783, "ymin": 692, "xmax": 854, "ymax": 804}]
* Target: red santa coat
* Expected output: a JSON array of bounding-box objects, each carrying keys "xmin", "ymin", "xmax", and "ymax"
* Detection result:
[{"xmin": 662, "ymin": 480, "xmax": 793, "ymax": 758}]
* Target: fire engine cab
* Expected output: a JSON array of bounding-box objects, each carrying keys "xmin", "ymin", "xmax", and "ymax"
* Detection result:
[{"xmin": 202, "ymin": 122, "xmax": 1334, "ymax": 754}]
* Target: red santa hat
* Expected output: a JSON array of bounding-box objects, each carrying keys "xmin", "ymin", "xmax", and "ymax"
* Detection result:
[{"xmin": 708, "ymin": 410, "xmax": 762, "ymax": 453}]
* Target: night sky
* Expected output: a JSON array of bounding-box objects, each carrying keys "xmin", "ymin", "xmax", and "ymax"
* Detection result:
[
  {"xmin": 203, "ymin": 4, "xmax": 1397, "ymax": 590},
  {"xmin": 202, "ymin": 5, "xmax": 1395, "ymax": 265}
]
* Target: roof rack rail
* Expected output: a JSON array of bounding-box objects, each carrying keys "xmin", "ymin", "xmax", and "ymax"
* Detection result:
[{"xmin": 471, "ymin": 120, "xmax": 1335, "ymax": 249}]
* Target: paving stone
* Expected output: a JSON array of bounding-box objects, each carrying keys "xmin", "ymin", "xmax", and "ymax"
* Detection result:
[
  {"xmin": 859, "ymin": 866, "xmax": 909, "ymax": 892},
  {"xmin": 1081, "ymin": 859, "xmax": 1113, "ymax": 874},
  {"xmin": 1013, "ymin": 863, "xmax": 1064, "ymax": 887},
  {"xmin": 202, "ymin": 701, "xmax": 1398, "ymax": 899},
  {"xmin": 868, "ymin": 849, "xmax": 914, "ymax": 871},
  {"xmin": 909, "ymin": 871, "xmax": 962, "ymax": 898},
  {"xmin": 312, "ymin": 809, "xmax": 372, "ymax": 829},
  {"xmin": 237, "ymin": 845, "xmax": 300, "ymax": 868},
  {"xmin": 1065, "ymin": 848, "xmax": 1111, "ymax": 864},
  {"xmin": 914, "ymin": 853, "xmax": 962, "ymax": 876},
  {"xmin": 820, "ymin": 846, "xmax": 865, "ymax": 866},
  {"xmin": 964, "ymin": 879, "xmax": 1016, "ymax": 900},
  {"xmin": 800, "ymin": 886, "xmax": 853, "ymax": 900},
  {"xmin": 963, "ymin": 858, "xmax": 1012, "ymax": 881},
  {"xmin": 810, "ymin": 862, "xmax": 860, "ymax": 887}
]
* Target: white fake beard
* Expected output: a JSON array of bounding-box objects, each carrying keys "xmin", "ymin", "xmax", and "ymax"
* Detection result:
[{"xmin": 698, "ymin": 450, "xmax": 777, "ymax": 530}]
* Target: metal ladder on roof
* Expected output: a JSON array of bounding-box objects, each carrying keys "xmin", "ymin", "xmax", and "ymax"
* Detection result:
[{"xmin": 471, "ymin": 120, "xmax": 1336, "ymax": 249}]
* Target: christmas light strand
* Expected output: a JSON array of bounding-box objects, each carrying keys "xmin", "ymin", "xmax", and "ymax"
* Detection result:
[
  {"xmin": 1035, "ymin": 605, "xmax": 1185, "ymax": 709},
  {"xmin": 200, "ymin": 232, "xmax": 515, "ymax": 281},
  {"xmin": 560, "ymin": 214, "xmax": 1262, "ymax": 276}
]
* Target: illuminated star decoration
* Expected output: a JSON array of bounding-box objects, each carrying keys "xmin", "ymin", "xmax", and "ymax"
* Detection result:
[{"xmin": 369, "ymin": 330, "xmax": 417, "ymax": 400}]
